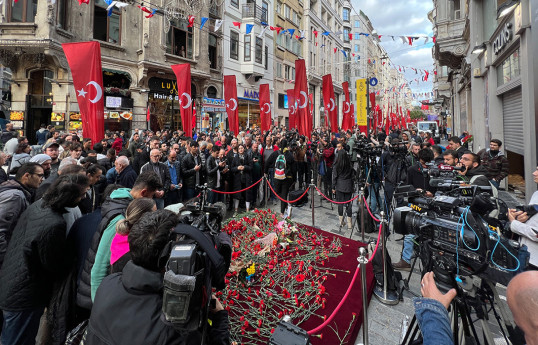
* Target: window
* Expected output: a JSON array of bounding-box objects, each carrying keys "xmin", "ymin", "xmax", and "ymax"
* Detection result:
[
  {"xmin": 209, "ymin": 34, "xmax": 218, "ymax": 69},
  {"xmin": 354, "ymin": 44, "xmax": 359, "ymax": 52},
  {"xmin": 207, "ymin": 86, "xmax": 218, "ymax": 98},
  {"xmin": 276, "ymin": 0, "xmax": 282, "ymax": 15},
  {"xmin": 230, "ymin": 31, "xmax": 239, "ymax": 60},
  {"xmin": 231, "ymin": 0, "xmax": 238, "ymax": 8},
  {"xmin": 343, "ymin": 8, "xmax": 349, "ymax": 21},
  {"xmin": 344, "ymin": 29, "xmax": 349, "ymax": 42},
  {"xmin": 355, "ymin": 33, "xmax": 360, "ymax": 40},
  {"xmin": 255, "ymin": 37, "xmax": 263, "ymax": 63},
  {"xmin": 262, "ymin": 1, "xmax": 269, "ymax": 18},
  {"xmin": 278, "ymin": 94, "xmax": 287, "ymax": 108},
  {"xmin": 8, "ymin": 0, "xmax": 37, "ymax": 22},
  {"xmin": 94, "ymin": 0, "xmax": 121, "ymax": 44},
  {"xmin": 244, "ymin": 35, "xmax": 251, "ymax": 61},
  {"xmin": 354, "ymin": 20, "xmax": 360, "ymax": 28},
  {"xmin": 285, "ymin": 65, "xmax": 291, "ymax": 79},
  {"xmin": 497, "ymin": 48, "xmax": 520, "ymax": 86},
  {"xmin": 276, "ymin": 62, "xmax": 283, "ymax": 78},
  {"xmin": 265, "ymin": 45, "xmax": 269, "ymax": 70},
  {"xmin": 284, "ymin": 4, "xmax": 291, "ymax": 19},
  {"xmin": 167, "ymin": 17, "xmax": 193, "ymax": 58},
  {"xmin": 57, "ymin": 0, "xmax": 69, "ymax": 29},
  {"xmin": 292, "ymin": 67, "xmax": 295, "ymax": 80}
]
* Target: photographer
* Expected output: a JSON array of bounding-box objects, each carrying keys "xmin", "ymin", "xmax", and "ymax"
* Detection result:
[
  {"xmin": 443, "ymin": 150, "xmax": 459, "ymax": 166},
  {"xmin": 85, "ymin": 210, "xmax": 230, "ymax": 345},
  {"xmin": 507, "ymin": 166, "xmax": 538, "ymax": 269},
  {"xmin": 332, "ymin": 150, "xmax": 355, "ymax": 230},
  {"xmin": 380, "ymin": 138, "xmax": 408, "ymax": 206}
]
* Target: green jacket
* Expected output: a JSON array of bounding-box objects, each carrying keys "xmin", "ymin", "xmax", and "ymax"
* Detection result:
[
  {"xmin": 348, "ymin": 135, "xmax": 358, "ymax": 162},
  {"xmin": 91, "ymin": 188, "xmax": 133, "ymax": 301}
]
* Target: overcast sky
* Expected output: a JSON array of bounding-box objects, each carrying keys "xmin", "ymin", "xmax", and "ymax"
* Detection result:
[{"xmin": 350, "ymin": 0, "xmax": 434, "ymax": 97}]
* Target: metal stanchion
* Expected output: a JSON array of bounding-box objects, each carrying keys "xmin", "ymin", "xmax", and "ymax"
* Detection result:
[
  {"xmin": 265, "ymin": 176, "xmax": 269, "ymax": 209},
  {"xmin": 359, "ymin": 187, "xmax": 365, "ymax": 243},
  {"xmin": 358, "ymin": 247, "xmax": 369, "ymax": 345},
  {"xmin": 373, "ymin": 211, "xmax": 399, "ymax": 305},
  {"xmin": 310, "ymin": 179, "xmax": 315, "ymax": 227}
]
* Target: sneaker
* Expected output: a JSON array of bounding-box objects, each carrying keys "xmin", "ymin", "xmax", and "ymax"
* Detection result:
[{"xmin": 392, "ymin": 260, "xmax": 411, "ymax": 272}]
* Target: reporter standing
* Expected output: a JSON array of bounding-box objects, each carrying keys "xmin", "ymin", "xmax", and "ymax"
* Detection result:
[
  {"xmin": 332, "ymin": 150, "xmax": 355, "ymax": 230},
  {"xmin": 230, "ymin": 144, "xmax": 253, "ymax": 215}
]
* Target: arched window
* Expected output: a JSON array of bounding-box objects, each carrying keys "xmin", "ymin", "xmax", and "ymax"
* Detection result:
[{"xmin": 207, "ymin": 86, "xmax": 217, "ymax": 98}]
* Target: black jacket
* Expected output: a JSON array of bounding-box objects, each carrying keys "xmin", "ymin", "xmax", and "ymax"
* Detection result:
[
  {"xmin": 141, "ymin": 161, "xmax": 171, "ymax": 192},
  {"xmin": 464, "ymin": 165, "xmax": 491, "ymax": 187},
  {"xmin": 181, "ymin": 153, "xmax": 202, "ymax": 189},
  {"xmin": 264, "ymin": 149, "xmax": 297, "ymax": 180},
  {"xmin": 0, "ymin": 199, "xmax": 69, "ymax": 310},
  {"xmin": 406, "ymin": 164, "xmax": 431, "ymax": 192},
  {"xmin": 76, "ymin": 194, "xmax": 131, "ymax": 310},
  {"xmin": 116, "ymin": 165, "xmax": 138, "ymax": 189},
  {"xmin": 230, "ymin": 154, "xmax": 252, "ymax": 190},
  {"xmin": 205, "ymin": 155, "xmax": 221, "ymax": 189},
  {"xmin": 35, "ymin": 172, "xmax": 59, "ymax": 200},
  {"xmin": 86, "ymin": 261, "xmax": 230, "ymax": 345},
  {"xmin": 332, "ymin": 166, "xmax": 355, "ymax": 193}
]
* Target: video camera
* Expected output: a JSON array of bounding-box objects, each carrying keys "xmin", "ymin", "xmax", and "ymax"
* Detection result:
[
  {"xmin": 392, "ymin": 189, "xmax": 523, "ymax": 288},
  {"xmin": 354, "ymin": 134, "xmax": 383, "ymax": 158},
  {"xmin": 389, "ymin": 141, "xmax": 409, "ymax": 156},
  {"xmin": 426, "ymin": 163, "xmax": 466, "ymax": 179}
]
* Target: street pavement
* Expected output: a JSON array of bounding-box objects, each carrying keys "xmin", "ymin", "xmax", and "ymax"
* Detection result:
[{"xmin": 254, "ymin": 186, "xmax": 523, "ymax": 345}]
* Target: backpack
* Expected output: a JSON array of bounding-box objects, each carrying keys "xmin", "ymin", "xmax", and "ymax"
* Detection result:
[{"xmin": 274, "ymin": 153, "xmax": 287, "ymax": 180}]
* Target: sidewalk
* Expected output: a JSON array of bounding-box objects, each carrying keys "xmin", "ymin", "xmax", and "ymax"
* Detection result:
[{"xmin": 254, "ymin": 188, "xmax": 519, "ymax": 345}]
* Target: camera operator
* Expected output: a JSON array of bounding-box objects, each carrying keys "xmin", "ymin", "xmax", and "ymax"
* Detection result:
[
  {"xmin": 507, "ymin": 166, "xmax": 538, "ymax": 269},
  {"xmin": 393, "ymin": 149, "xmax": 435, "ymax": 271},
  {"xmin": 415, "ymin": 271, "xmax": 538, "ymax": 345},
  {"xmin": 380, "ymin": 138, "xmax": 408, "ymax": 206},
  {"xmin": 456, "ymin": 152, "xmax": 491, "ymax": 187},
  {"xmin": 442, "ymin": 150, "xmax": 459, "ymax": 166},
  {"xmin": 85, "ymin": 210, "xmax": 230, "ymax": 345},
  {"xmin": 431, "ymin": 145, "xmax": 444, "ymax": 165},
  {"xmin": 318, "ymin": 136, "xmax": 335, "ymax": 197},
  {"xmin": 406, "ymin": 142, "xmax": 421, "ymax": 168}
]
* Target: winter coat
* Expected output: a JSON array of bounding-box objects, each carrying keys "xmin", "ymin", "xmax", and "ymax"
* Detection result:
[
  {"xmin": 230, "ymin": 154, "xmax": 252, "ymax": 191},
  {"xmin": 0, "ymin": 199, "xmax": 70, "ymax": 310},
  {"xmin": 181, "ymin": 153, "xmax": 203, "ymax": 189},
  {"xmin": 76, "ymin": 188, "xmax": 132, "ymax": 310},
  {"xmin": 0, "ymin": 179, "xmax": 33, "ymax": 267},
  {"xmin": 463, "ymin": 165, "xmax": 491, "ymax": 187},
  {"xmin": 36, "ymin": 128, "xmax": 49, "ymax": 145},
  {"xmin": 141, "ymin": 161, "xmax": 171, "ymax": 192},
  {"xmin": 116, "ymin": 165, "xmax": 138, "ymax": 189},
  {"xmin": 8, "ymin": 152, "xmax": 31, "ymax": 174},
  {"xmin": 476, "ymin": 149, "xmax": 509, "ymax": 182},
  {"xmin": 86, "ymin": 261, "xmax": 230, "ymax": 345},
  {"xmin": 206, "ymin": 155, "xmax": 220, "ymax": 189},
  {"xmin": 332, "ymin": 165, "xmax": 355, "ymax": 193}
]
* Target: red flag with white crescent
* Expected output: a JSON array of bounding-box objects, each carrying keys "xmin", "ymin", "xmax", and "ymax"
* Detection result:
[
  {"xmin": 341, "ymin": 82, "xmax": 351, "ymax": 130},
  {"xmin": 294, "ymin": 59, "xmax": 309, "ymax": 137},
  {"xmin": 62, "ymin": 41, "xmax": 104, "ymax": 144},
  {"xmin": 286, "ymin": 89, "xmax": 296, "ymax": 129},
  {"xmin": 322, "ymin": 74, "xmax": 338, "ymax": 133},
  {"xmin": 259, "ymin": 84, "xmax": 271, "ymax": 132},
  {"xmin": 171, "ymin": 64, "xmax": 193, "ymax": 137},
  {"xmin": 224, "ymin": 75, "xmax": 239, "ymax": 135}
]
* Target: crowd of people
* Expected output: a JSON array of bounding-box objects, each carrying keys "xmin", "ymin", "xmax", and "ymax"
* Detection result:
[{"xmin": 0, "ymin": 120, "xmax": 536, "ymax": 345}]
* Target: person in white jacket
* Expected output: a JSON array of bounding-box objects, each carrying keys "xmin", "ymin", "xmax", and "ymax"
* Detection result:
[{"xmin": 508, "ymin": 167, "xmax": 538, "ymax": 269}]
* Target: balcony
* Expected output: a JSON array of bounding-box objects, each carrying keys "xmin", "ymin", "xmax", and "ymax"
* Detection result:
[
  {"xmin": 209, "ymin": 3, "xmax": 221, "ymax": 18},
  {"xmin": 242, "ymin": 3, "xmax": 267, "ymax": 22},
  {"xmin": 434, "ymin": 17, "xmax": 469, "ymax": 69}
]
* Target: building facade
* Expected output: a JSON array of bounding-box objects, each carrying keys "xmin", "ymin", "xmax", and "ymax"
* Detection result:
[
  {"xmin": 430, "ymin": 0, "xmax": 537, "ymax": 200},
  {"xmin": 0, "ymin": 0, "xmax": 224, "ymax": 141}
]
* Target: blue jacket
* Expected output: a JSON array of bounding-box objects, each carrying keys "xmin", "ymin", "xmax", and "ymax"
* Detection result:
[{"xmin": 414, "ymin": 298, "xmax": 453, "ymax": 345}]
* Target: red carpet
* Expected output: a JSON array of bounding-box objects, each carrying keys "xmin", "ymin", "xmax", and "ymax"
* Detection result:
[{"xmin": 298, "ymin": 224, "xmax": 375, "ymax": 345}]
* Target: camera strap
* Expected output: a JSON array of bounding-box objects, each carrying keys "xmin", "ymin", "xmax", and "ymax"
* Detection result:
[{"xmin": 172, "ymin": 224, "xmax": 228, "ymax": 283}]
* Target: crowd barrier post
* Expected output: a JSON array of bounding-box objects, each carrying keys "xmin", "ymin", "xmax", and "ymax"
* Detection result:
[
  {"xmin": 359, "ymin": 187, "xmax": 365, "ymax": 242},
  {"xmin": 358, "ymin": 246, "xmax": 369, "ymax": 345},
  {"xmin": 264, "ymin": 176, "xmax": 269, "ymax": 208},
  {"xmin": 310, "ymin": 179, "xmax": 315, "ymax": 227},
  {"xmin": 373, "ymin": 211, "xmax": 399, "ymax": 305}
]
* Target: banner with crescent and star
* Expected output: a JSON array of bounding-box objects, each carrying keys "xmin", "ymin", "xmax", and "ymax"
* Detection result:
[
  {"xmin": 355, "ymin": 78, "xmax": 368, "ymax": 133},
  {"xmin": 322, "ymin": 74, "xmax": 338, "ymax": 133},
  {"xmin": 286, "ymin": 89, "xmax": 296, "ymax": 129},
  {"xmin": 171, "ymin": 64, "xmax": 194, "ymax": 137},
  {"xmin": 62, "ymin": 41, "xmax": 104, "ymax": 144},
  {"xmin": 224, "ymin": 75, "xmax": 239, "ymax": 135},
  {"xmin": 293, "ymin": 59, "xmax": 310, "ymax": 137},
  {"xmin": 341, "ymin": 81, "xmax": 352, "ymax": 131},
  {"xmin": 259, "ymin": 84, "xmax": 271, "ymax": 132}
]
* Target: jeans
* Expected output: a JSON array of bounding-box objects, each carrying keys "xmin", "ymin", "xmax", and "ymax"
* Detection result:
[
  {"xmin": 1, "ymin": 308, "xmax": 44, "ymax": 345},
  {"xmin": 336, "ymin": 191, "xmax": 352, "ymax": 217},
  {"xmin": 414, "ymin": 298, "xmax": 453, "ymax": 345},
  {"xmin": 183, "ymin": 187, "xmax": 196, "ymax": 201},
  {"xmin": 489, "ymin": 179, "xmax": 500, "ymax": 189},
  {"xmin": 367, "ymin": 182, "xmax": 381, "ymax": 215},
  {"xmin": 401, "ymin": 234, "xmax": 416, "ymax": 264},
  {"xmin": 274, "ymin": 178, "xmax": 291, "ymax": 214},
  {"xmin": 154, "ymin": 197, "xmax": 164, "ymax": 209}
]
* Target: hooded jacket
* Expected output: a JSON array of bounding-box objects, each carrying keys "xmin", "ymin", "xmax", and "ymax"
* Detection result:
[
  {"xmin": 76, "ymin": 188, "xmax": 132, "ymax": 310},
  {"xmin": 476, "ymin": 148, "xmax": 509, "ymax": 182},
  {"xmin": 0, "ymin": 179, "xmax": 33, "ymax": 267}
]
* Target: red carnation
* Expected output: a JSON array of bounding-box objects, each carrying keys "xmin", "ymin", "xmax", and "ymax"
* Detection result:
[{"xmin": 295, "ymin": 274, "xmax": 306, "ymax": 282}]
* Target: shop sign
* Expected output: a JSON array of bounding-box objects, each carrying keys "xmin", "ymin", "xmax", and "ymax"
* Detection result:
[
  {"xmin": 10, "ymin": 111, "xmax": 24, "ymax": 129},
  {"xmin": 148, "ymin": 77, "xmax": 178, "ymax": 95},
  {"xmin": 106, "ymin": 96, "xmax": 122, "ymax": 108},
  {"xmin": 202, "ymin": 97, "xmax": 226, "ymax": 112},
  {"xmin": 493, "ymin": 23, "xmax": 512, "ymax": 55},
  {"xmin": 243, "ymin": 90, "xmax": 259, "ymax": 99},
  {"xmin": 151, "ymin": 92, "xmax": 179, "ymax": 101}
]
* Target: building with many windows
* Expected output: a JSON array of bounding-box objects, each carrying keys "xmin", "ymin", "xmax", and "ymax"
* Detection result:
[
  {"xmin": 221, "ymin": 0, "xmax": 274, "ymax": 130},
  {"xmin": 0, "ymin": 0, "xmax": 224, "ymax": 141}
]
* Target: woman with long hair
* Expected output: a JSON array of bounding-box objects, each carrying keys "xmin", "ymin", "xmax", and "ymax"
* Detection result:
[
  {"xmin": 230, "ymin": 143, "xmax": 253, "ymax": 216},
  {"xmin": 332, "ymin": 149, "xmax": 355, "ymax": 230},
  {"xmin": 110, "ymin": 198, "xmax": 156, "ymax": 273}
]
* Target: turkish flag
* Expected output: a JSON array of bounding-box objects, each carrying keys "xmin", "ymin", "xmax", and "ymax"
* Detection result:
[
  {"xmin": 286, "ymin": 89, "xmax": 296, "ymax": 129},
  {"xmin": 341, "ymin": 81, "xmax": 351, "ymax": 130},
  {"xmin": 308, "ymin": 93, "xmax": 314, "ymax": 133},
  {"xmin": 294, "ymin": 59, "xmax": 309, "ymax": 137},
  {"xmin": 62, "ymin": 41, "xmax": 104, "ymax": 144},
  {"xmin": 224, "ymin": 75, "xmax": 239, "ymax": 135},
  {"xmin": 259, "ymin": 84, "xmax": 271, "ymax": 132},
  {"xmin": 322, "ymin": 74, "xmax": 338, "ymax": 133},
  {"xmin": 171, "ymin": 64, "xmax": 193, "ymax": 137}
]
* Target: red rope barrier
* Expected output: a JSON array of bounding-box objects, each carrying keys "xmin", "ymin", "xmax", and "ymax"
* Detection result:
[
  {"xmin": 363, "ymin": 196, "xmax": 381, "ymax": 222},
  {"xmin": 307, "ymin": 221, "xmax": 383, "ymax": 335},
  {"xmin": 314, "ymin": 186, "xmax": 361, "ymax": 204},
  {"xmin": 209, "ymin": 176, "xmax": 264, "ymax": 195},
  {"xmin": 266, "ymin": 181, "xmax": 310, "ymax": 204}
]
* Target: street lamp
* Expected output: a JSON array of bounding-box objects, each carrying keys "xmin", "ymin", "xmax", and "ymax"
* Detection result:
[
  {"xmin": 497, "ymin": 0, "xmax": 519, "ymax": 19},
  {"xmin": 471, "ymin": 43, "xmax": 487, "ymax": 55}
]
